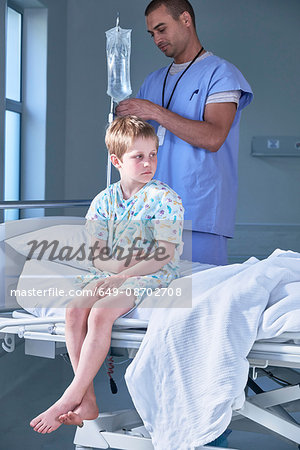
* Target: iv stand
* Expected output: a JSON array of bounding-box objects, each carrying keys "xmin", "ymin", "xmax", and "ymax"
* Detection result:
[{"xmin": 106, "ymin": 13, "xmax": 120, "ymax": 189}]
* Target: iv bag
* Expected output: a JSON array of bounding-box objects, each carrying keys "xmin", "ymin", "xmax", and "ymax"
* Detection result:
[{"xmin": 106, "ymin": 26, "xmax": 132, "ymax": 103}]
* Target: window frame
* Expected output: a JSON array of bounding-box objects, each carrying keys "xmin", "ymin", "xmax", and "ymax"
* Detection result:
[
  {"xmin": 3, "ymin": 3, "xmax": 23, "ymax": 221},
  {"xmin": 1, "ymin": 1, "xmax": 48, "ymax": 222}
]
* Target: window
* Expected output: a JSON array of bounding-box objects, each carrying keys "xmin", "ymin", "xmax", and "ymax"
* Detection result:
[
  {"xmin": 4, "ymin": 6, "xmax": 22, "ymax": 221},
  {"xmin": 1, "ymin": 1, "xmax": 47, "ymax": 222}
]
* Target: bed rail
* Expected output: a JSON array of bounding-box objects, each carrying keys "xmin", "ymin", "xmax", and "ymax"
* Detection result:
[{"xmin": 0, "ymin": 200, "xmax": 91, "ymax": 210}]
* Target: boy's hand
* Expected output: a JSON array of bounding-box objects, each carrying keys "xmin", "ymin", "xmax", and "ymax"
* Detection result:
[{"xmin": 95, "ymin": 275, "xmax": 128, "ymax": 294}]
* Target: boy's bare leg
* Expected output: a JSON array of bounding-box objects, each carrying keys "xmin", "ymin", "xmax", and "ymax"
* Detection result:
[
  {"xmin": 59, "ymin": 283, "xmax": 105, "ymax": 426},
  {"xmin": 30, "ymin": 281, "xmax": 103, "ymax": 433},
  {"xmin": 30, "ymin": 292, "xmax": 135, "ymax": 433},
  {"xmin": 60, "ymin": 298, "xmax": 100, "ymax": 425}
]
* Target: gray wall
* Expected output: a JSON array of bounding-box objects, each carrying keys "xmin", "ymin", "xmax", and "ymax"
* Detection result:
[
  {"xmin": 38, "ymin": 0, "xmax": 67, "ymax": 218},
  {"xmin": 44, "ymin": 0, "xmax": 300, "ymax": 256}
]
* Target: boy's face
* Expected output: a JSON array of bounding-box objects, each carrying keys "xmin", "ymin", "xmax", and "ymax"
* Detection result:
[{"xmin": 113, "ymin": 137, "xmax": 158, "ymax": 186}]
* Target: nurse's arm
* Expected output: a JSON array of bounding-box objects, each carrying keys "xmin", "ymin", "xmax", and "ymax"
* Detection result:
[{"xmin": 116, "ymin": 99, "xmax": 236, "ymax": 152}]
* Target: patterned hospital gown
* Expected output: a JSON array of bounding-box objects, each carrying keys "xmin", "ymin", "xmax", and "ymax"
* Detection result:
[{"xmin": 81, "ymin": 179, "xmax": 184, "ymax": 304}]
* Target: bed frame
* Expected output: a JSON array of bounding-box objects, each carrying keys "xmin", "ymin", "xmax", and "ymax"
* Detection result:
[{"xmin": 1, "ymin": 216, "xmax": 299, "ymax": 450}]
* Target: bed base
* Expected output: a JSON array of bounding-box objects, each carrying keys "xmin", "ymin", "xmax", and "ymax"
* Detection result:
[{"xmin": 1, "ymin": 312, "xmax": 299, "ymax": 449}]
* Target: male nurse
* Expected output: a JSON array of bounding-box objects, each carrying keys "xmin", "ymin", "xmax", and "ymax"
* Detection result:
[{"xmin": 116, "ymin": 0, "xmax": 253, "ymax": 265}]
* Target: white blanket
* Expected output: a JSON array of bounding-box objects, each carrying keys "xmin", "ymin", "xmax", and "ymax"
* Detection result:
[{"xmin": 125, "ymin": 250, "xmax": 300, "ymax": 450}]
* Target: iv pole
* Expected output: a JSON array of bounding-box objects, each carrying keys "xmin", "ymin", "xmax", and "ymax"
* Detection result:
[
  {"xmin": 106, "ymin": 14, "xmax": 119, "ymax": 189},
  {"xmin": 106, "ymin": 95, "xmax": 114, "ymax": 189}
]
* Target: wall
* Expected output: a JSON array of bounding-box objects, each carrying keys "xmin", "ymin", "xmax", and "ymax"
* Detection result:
[{"xmin": 41, "ymin": 0, "xmax": 68, "ymax": 210}]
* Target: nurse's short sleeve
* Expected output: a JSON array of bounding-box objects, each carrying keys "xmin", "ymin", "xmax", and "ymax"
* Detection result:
[
  {"xmin": 152, "ymin": 191, "xmax": 184, "ymax": 245},
  {"xmin": 207, "ymin": 61, "xmax": 253, "ymax": 111},
  {"xmin": 85, "ymin": 192, "xmax": 108, "ymax": 241}
]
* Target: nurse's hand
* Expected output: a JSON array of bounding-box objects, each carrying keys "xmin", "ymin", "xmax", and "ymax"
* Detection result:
[{"xmin": 115, "ymin": 98, "xmax": 161, "ymax": 121}]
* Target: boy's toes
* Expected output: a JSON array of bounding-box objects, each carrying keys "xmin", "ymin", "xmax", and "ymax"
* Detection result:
[
  {"xmin": 45, "ymin": 424, "xmax": 52, "ymax": 433},
  {"xmin": 34, "ymin": 420, "xmax": 45, "ymax": 432},
  {"xmin": 58, "ymin": 413, "xmax": 68, "ymax": 423},
  {"xmin": 38, "ymin": 424, "xmax": 48, "ymax": 434},
  {"xmin": 57, "ymin": 410, "xmax": 83, "ymax": 426},
  {"xmin": 30, "ymin": 417, "xmax": 41, "ymax": 428},
  {"xmin": 68, "ymin": 411, "xmax": 84, "ymax": 426}
]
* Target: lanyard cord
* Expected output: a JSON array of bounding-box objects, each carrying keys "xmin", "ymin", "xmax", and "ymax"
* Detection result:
[{"xmin": 162, "ymin": 46, "xmax": 204, "ymax": 110}]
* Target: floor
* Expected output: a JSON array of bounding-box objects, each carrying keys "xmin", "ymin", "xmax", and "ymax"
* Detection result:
[
  {"xmin": 1, "ymin": 345, "xmax": 299, "ymax": 450},
  {"xmin": 228, "ymin": 427, "xmax": 300, "ymax": 450}
]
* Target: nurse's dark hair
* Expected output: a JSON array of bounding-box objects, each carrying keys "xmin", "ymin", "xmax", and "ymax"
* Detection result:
[
  {"xmin": 105, "ymin": 116, "xmax": 159, "ymax": 159},
  {"xmin": 145, "ymin": 0, "xmax": 196, "ymax": 29}
]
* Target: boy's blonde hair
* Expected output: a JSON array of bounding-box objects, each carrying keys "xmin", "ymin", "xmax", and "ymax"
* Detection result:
[{"xmin": 105, "ymin": 115, "xmax": 159, "ymax": 159}]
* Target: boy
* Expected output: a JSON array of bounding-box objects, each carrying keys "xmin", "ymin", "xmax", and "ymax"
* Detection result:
[{"xmin": 30, "ymin": 116, "xmax": 184, "ymax": 433}]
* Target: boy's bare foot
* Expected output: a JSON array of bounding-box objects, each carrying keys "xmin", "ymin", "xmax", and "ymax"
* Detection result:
[
  {"xmin": 59, "ymin": 394, "xmax": 99, "ymax": 426},
  {"xmin": 58, "ymin": 411, "xmax": 84, "ymax": 427},
  {"xmin": 30, "ymin": 393, "xmax": 80, "ymax": 433}
]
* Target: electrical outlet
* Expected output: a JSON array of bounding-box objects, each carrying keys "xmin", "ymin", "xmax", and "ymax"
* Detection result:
[{"xmin": 251, "ymin": 136, "xmax": 300, "ymax": 156}]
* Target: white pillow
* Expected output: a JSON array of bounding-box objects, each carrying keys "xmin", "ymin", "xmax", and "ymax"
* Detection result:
[
  {"xmin": 5, "ymin": 224, "xmax": 92, "ymax": 270},
  {"xmin": 16, "ymin": 259, "xmax": 149, "ymax": 320},
  {"xmin": 16, "ymin": 259, "xmax": 86, "ymax": 316}
]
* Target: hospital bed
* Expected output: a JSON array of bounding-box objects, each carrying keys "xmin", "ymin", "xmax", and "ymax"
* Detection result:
[{"xmin": 0, "ymin": 216, "xmax": 300, "ymax": 450}]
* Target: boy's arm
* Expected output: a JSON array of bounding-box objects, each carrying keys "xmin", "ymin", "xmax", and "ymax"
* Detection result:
[
  {"xmin": 92, "ymin": 240, "xmax": 176, "ymax": 293},
  {"xmin": 91, "ymin": 237, "xmax": 145, "ymax": 274},
  {"xmin": 118, "ymin": 240, "xmax": 175, "ymax": 279}
]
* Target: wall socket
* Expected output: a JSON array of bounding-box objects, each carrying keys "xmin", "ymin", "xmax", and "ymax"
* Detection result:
[{"xmin": 251, "ymin": 136, "xmax": 300, "ymax": 156}]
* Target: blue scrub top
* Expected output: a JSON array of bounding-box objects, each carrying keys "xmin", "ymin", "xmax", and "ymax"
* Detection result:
[{"xmin": 137, "ymin": 54, "xmax": 253, "ymax": 237}]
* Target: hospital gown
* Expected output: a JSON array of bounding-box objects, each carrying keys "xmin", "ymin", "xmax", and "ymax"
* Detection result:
[{"xmin": 79, "ymin": 179, "xmax": 184, "ymax": 304}]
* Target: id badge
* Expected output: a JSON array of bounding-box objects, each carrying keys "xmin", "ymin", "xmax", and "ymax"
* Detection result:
[{"xmin": 157, "ymin": 125, "xmax": 166, "ymax": 146}]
